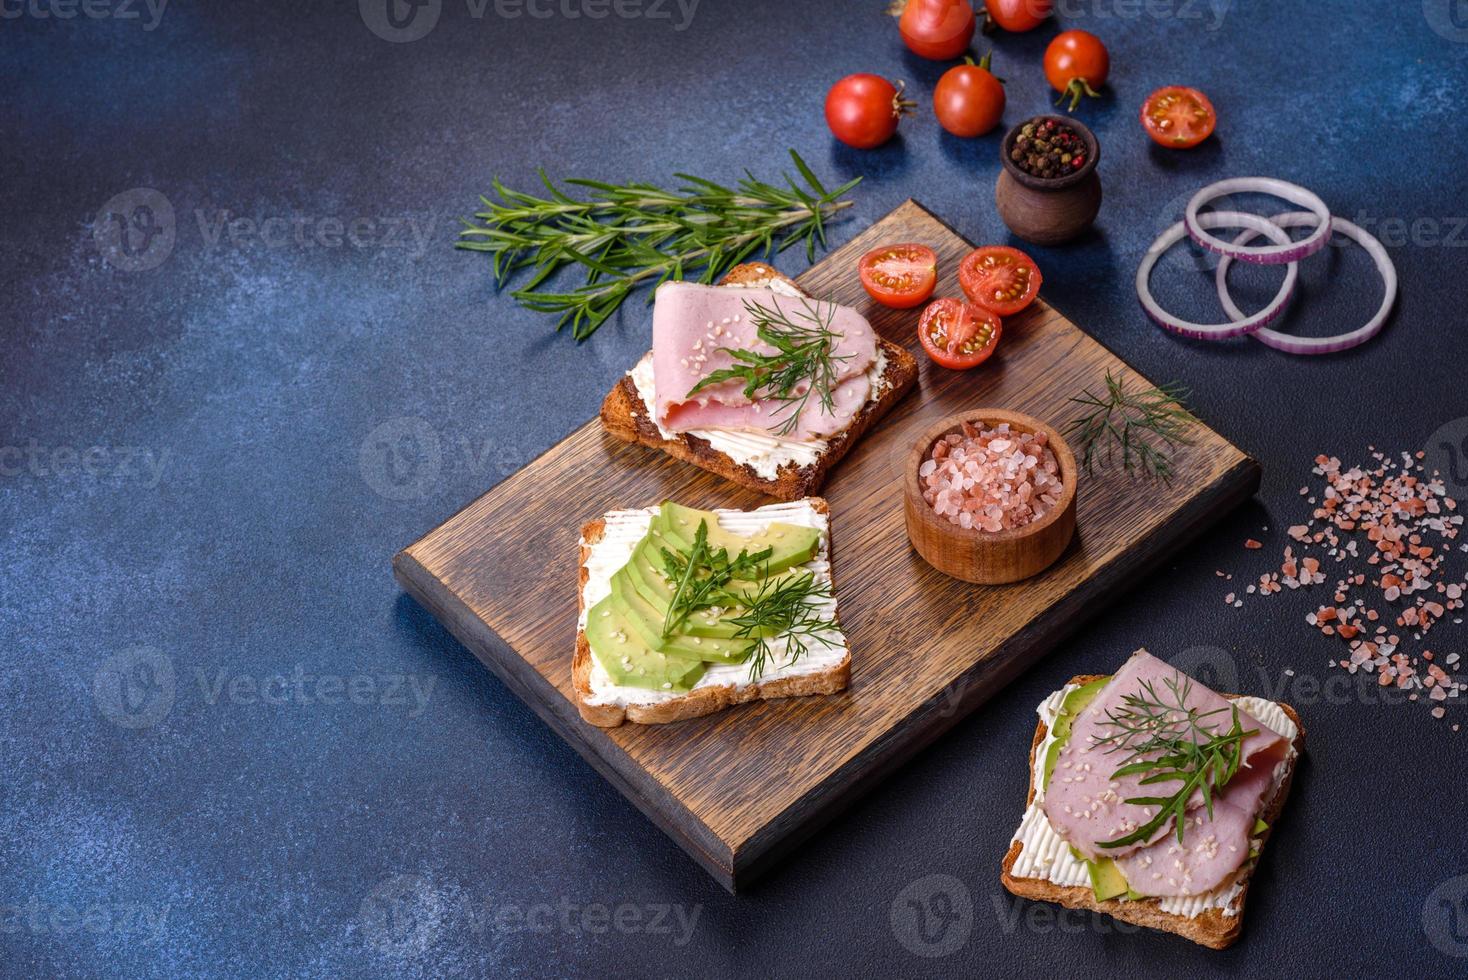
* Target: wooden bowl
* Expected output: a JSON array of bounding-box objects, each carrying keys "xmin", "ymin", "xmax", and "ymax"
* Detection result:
[
  {"xmin": 903, "ymin": 410, "xmax": 1078, "ymax": 585},
  {"xmin": 995, "ymin": 115, "xmax": 1102, "ymax": 246}
]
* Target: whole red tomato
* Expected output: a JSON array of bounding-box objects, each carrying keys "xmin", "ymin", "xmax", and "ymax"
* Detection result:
[
  {"xmin": 1044, "ymin": 30, "xmax": 1109, "ymax": 111},
  {"xmin": 899, "ymin": 0, "xmax": 976, "ymax": 61},
  {"xmin": 933, "ymin": 52, "xmax": 1006, "ymax": 138},
  {"xmin": 825, "ymin": 74, "xmax": 914, "ymax": 149},
  {"xmin": 985, "ymin": 0, "xmax": 1051, "ymax": 32}
]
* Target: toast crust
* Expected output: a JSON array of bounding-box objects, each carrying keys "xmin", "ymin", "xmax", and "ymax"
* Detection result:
[
  {"xmin": 573, "ymin": 497, "xmax": 850, "ymax": 727},
  {"xmin": 599, "ymin": 262, "xmax": 919, "ymax": 501},
  {"xmin": 1000, "ymin": 674, "xmax": 1306, "ymax": 950}
]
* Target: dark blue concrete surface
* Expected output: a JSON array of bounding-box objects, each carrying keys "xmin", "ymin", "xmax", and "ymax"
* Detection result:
[{"xmin": 4, "ymin": 1, "xmax": 1468, "ymax": 976}]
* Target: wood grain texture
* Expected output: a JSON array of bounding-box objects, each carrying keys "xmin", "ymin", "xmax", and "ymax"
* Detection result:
[{"xmin": 393, "ymin": 199, "xmax": 1261, "ymax": 893}]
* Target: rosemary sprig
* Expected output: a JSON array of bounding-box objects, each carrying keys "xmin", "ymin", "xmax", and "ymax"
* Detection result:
[
  {"xmin": 1064, "ymin": 370, "xmax": 1196, "ymax": 482},
  {"xmin": 456, "ymin": 150, "xmax": 861, "ymax": 341},
  {"xmin": 686, "ymin": 297, "xmax": 851, "ymax": 437},
  {"xmin": 658, "ymin": 520, "xmax": 770, "ymax": 639},
  {"xmin": 724, "ymin": 571, "xmax": 841, "ymax": 682},
  {"xmin": 1092, "ymin": 676, "xmax": 1256, "ymax": 849}
]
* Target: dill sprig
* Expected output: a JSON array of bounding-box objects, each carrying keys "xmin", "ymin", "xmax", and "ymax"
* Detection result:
[
  {"xmin": 725, "ymin": 571, "xmax": 841, "ymax": 682},
  {"xmin": 456, "ymin": 150, "xmax": 861, "ymax": 341},
  {"xmin": 1092, "ymin": 675, "xmax": 1256, "ymax": 849},
  {"xmin": 686, "ymin": 297, "xmax": 851, "ymax": 437},
  {"xmin": 1064, "ymin": 370, "xmax": 1196, "ymax": 482},
  {"xmin": 658, "ymin": 520, "xmax": 770, "ymax": 640}
]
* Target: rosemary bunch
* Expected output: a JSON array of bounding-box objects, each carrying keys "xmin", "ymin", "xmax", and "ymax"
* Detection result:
[
  {"xmin": 1093, "ymin": 675, "xmax": 1256, "ymax": 849},
  {"xmin": 687, "ymin": 297, "xmax": 851, "ymax": 437},
  {"xmin": 725, "ymin": 571, "xmax": 841, "ymax": 682},
  {"xmin": 1064, "ymin": 370, "xmax": 1196, "ymax": 481},
  {"xmin": 457, "ymin": 150, "xmax": 861, "ymax": 340},
  {"xmin": 658, "ymin": 520, "xmax": 770, "ymax": 639}
]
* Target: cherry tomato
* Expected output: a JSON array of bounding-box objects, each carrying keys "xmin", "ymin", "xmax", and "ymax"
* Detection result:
[
  {"xmin": 984, "ymin": 0, "xmax": 1051, "ymax": 32},
  {"xmin": 1140, "ymin": 86, "xmax": 1217, "ymax": 149},
  {"xmin": 958, "ymin": 246, "xmax": 1042, "ymax": 317},
  {"xmin": 933, "ymin": 52, "xmax": 1006, "ymax": 138},
  {"xmin": 899, "ymin": 0, "xmax": 976, "ymax": 61},
  {"xmin": 918, "ymin": 298, "xmax": 1002, "ymax": 370},
  {"xmin": 1044, "ymin": 30, "xmax": 1109, "ymax": 111},
  {"xmin": 859, "ymin": 243, "xmax": 938, "ymax": 309},
  {"xmin": 825, "ymin": 74, "xmax": 914, "ymax": 149}
]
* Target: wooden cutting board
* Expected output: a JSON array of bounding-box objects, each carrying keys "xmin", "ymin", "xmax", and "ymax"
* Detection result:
[{"xmin": 394, "ymin": 199, "xmax": 1260, "ymax": 892}]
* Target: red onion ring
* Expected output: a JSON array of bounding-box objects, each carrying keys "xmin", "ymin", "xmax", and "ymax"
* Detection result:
[
  {"xmin": 1185, "ymin": 177, "xmax": 1332, "ymax": 266},
  {"xmin": 1215, "ymin": 212, "xmax": 1398, "ymax": 355},
  {"xmin": 1137, "ymin": 211, "xmax": 1297, "ymax": 340}
]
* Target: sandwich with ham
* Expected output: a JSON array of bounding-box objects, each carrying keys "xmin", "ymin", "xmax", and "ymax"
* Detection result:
[
  {"xmin": 600, "ymin": 262, "xmax": 918, "ymax": 499},
  {"xmin": 1001, "ymin": 649, "xmax": 1304, "ymax": 949}
]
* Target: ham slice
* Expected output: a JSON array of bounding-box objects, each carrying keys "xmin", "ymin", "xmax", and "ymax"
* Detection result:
[
  {"xmin": 1113, "ymin": 753, "xmax": 1276, "ymax": 896},
  {"xmin": 651, "ymin": 281, "xmax": 878, "ymax": 440},
  {"xmin": 1041, "ymin": 651, "xmax": 1288, "ymax": 887}
]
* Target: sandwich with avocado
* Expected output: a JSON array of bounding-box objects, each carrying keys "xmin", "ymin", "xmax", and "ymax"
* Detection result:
[
  {"xmin": 574, "ymin": 497, "xmax": 849, "ymax": 727},
  {"xmin": 1001, "ymin": 649, "xmax": 1304, "ymax": 949}
]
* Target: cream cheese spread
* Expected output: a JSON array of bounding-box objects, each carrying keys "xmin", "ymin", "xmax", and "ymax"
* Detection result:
[
  {"xmin": 1008, "ymin": 685, "xmax": 1297, "ymax": 918},
  {"xmin": 578, "ymin": 500, "xmax": 847, "ymax": 707}
]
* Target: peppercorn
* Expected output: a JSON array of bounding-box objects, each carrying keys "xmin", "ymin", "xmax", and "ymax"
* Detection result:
[{"xmin": 1010, "ymin": 117, "xmax": 1087, "ymax": 180}]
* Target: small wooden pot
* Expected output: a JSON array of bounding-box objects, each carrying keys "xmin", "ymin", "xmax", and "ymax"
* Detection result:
[
  {"xmin": 995, "ymin": 116, "xmax": 1102, "ymax": 246},
  {"xmin": 904, "ymin": 410, "xmax": 1078, "ymax": 585}
]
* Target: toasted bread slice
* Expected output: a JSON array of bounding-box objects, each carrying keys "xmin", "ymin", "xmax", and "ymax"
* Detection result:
[
  {"xmin": 573, "ymin": 497, "xmax": 850, "ymax": 727},
  {"xmin": 1000, "ymin": 674, "xmax": 1305, "ymax": 950},
  {"xmin": 600, "ymin": 262, "xmax": 919, "ymax": 501}
]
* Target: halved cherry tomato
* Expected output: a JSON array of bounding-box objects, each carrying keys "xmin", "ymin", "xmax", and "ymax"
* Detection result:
[
  {"xmin": 984, "ymin": 0, "xmax": 1051, "ymax": 32},
  {"xmin": 899, "ymin": 0, "xmax": 975, "ymax": 61},
  {"xmin": 1141, "ymin": 86, "xmax": 1217, "ymax": 149},
  {"xmin": 1044, "ymin": 30, "xmax": 1109, "ymax": 111},
  {"xmin": 958, "ymin": 246, "xmax": 1041, "ymax": 317},
  {"xmin": 918, "ymin": 298, "xmax": 1002, "ymax": 370},
  {"xmin": 859, "ymin": 243, "xmax": 938, "ymax": 309}
]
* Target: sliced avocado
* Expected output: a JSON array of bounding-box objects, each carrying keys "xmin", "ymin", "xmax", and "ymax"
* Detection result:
[
  {"xmin": 627, "ymin": 539, "xmax": 805, "ymax": 642},
  {"xmin": 1041, "ymin": 676, "xmax": 1113, "ymax": 791},
  {"xmin": 1124, "ymin": 888, "xmax": 1145, "ymax": 901},
  {"xmin": 1087, "ymin": 857, "xmax": 1131, "ymax": 902},
  {"xmin": 624, "ymin": 544, "xmax": 744, "ymax": 639},
  {"xmin": 656, "ymin": 501, "xmax": 820, "ymax": 577},
  {"xmin": 585, "ymin": 597, "xmax": 706, "ymax": 691},
  {"xmin": 1069, "ymin": 844, "xmax": 1131, "ymax": 902},
  {"xmin": 625, "ymin": 536, "xmax": 775, "ymax": 642},
  {"xmin": 1252, "ymin": 818, "xmax": 1269, "ymax": 836},
  {"xmin": 723, "ymin": 567, "xmax": 808, "ymax": 601},
  {"xmin": 608, "ymin": 570, "xmax": 753, "ymax": 664}
]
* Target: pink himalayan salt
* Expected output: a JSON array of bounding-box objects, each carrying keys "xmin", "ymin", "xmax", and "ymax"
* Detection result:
[{"xmin": 918, "ymin": 421, "xmax": 1063, "ymax": 532}]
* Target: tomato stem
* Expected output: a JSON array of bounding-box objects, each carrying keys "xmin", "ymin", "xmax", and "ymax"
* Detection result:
[
  {"xmin": 1055, "ymin": 77, "xmax": 1102, "ymax": 112},
  {"xmin": 891, "ymin": 78, "xmax": 918, "ymax": 117}
]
